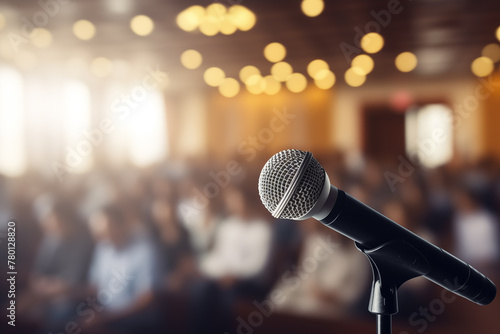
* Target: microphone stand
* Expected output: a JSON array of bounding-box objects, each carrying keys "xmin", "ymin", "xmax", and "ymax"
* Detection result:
[{"xmin": 355, "ymin": 240, "xmax": 431, "ymax": 334}]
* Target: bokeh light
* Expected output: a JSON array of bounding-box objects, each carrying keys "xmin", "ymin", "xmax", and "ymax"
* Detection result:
[
  {"xmin": 263, "ymin": 75, "xmax": 281, "ymax": 95},
  {"xmin": 130, "ymin": 15, "xmax": 154, "ymax": 36},
  {"xmin": 239, "ymin": 66, "xmax": 261, "ymax": 84},
  {"xmin": 264, "ymin": 42, "xmax": 286, "ymax": 63},
  {"xmin": 229, "ymin": 5, "xmax": 256, "ymax": 31},
  {"xmin": 351, "ymin": 54, "xmax": 374, "ymax": 75},
  {"xmin": 496, "ymin": 26, "xmax": 500, "ymax": 42},
  {"xmin": 199, "ymin": 15, "xmax": 220, "ymax": 36},
  {"xmin": 345, "ymin": 67, "xmax": 366, "ymax": 87},
  {"xmin": 246, "ymin": 76, "xmax": 266, "ymax": 94},
  {"xmin": 204, "ymin": 67, "xmax": 225, "ymax": 87},
  {"xmin": 361, "ymin": 33, "xmax": 384, "ymax": 54},
  {"xmin": 471, "ymin": 56, "xmax": 494, "ymax": 77},
  {"xmin": 90, "ymin": 57, "xmax": 113, "ymax": 77},
  {"xmin": 180, "ymin": 49, "xmax": 203, "ymax": 70},
  {"xmin": 218, "ymin": 77, "xmax": 240, "ymax": 98},
  {"xmin": 301, "ymin": 0, "xmax": 325, "ymax": 17},
  {"xmin": 176, "ymin": 5, "xmax": 205, "ymax": 32},
  {"xmin": 307, "ymin": 59, "xmax": 329, "ymax": 79},
  {"xmin": 271, "ymin": 62, "xmax": 293, "ymax": 82},
  {"xmin": 31, "ymin": 28, "xmax": 53, "ymax": 48},
  {"xmin": 286, "ymin": 73, "xmax": 307, "ymax": 93},
  {"xmin": 73, "ymin": 20, "xmax": 96, "ymax": 41},
  {"xmin": 314, "ymin": 70, "xmax": 335, "ymax": 90},
  {"xmin": 481, "ymin": 43, "xmax": 500, "ymax": 63},
  {"xmin": 395, "ymin": 52, "xmax": 418, "ymax": 72}
]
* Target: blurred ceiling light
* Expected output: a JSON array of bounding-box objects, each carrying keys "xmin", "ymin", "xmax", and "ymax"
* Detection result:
[
  {"xmin": 31, "ymin": 28, "xmax": 52, "ymax": 48},
  {"xmin": 181, "ymin": 49, "xmax": 202, "ymax": 69},
  {"xmin": 229, "ymin": 5, "xmax": 256, "ymax": 31},
  {"xmin": 246, "ymin": 77, "xmax": 266, "ymax": 94},
  {"xmin": 199, "ymin": 16, "xmax": 220, "ymax": 36},
  {"xmin": 471, "ymin": 56, "xmax": 494, "ymax": 77},
  {"xmin": 307, "ymin": 59, "xmax": 329, "ymax": 79},
  {"xmin": 361, "ymin": 32, "xmax": 384, "ymax": 54},
  {"xmin": 497, "ymin": 26, "xmax": 500, "ymax": 42},
  {"xmin": 220, "ymin": 17, "xmax": 237, "ymax": 35},
  {"xmin": 73, "ymin": 20, "xmax": 96, "ymax": 41},
  {"xmin": 239, "ymin": 65, "xmax": 260, "ymax": 83},
  {"xmin": 271, "ymin": 61, "xmax": 293, "ymax": 82},
  {"xmin": 481, "ymin": 43, "xmax": 500, "ymax": 63},
  {"xmin": 301, "ymin": 0, "xmax": 325, "ymax": 17},
  {"xmin": 204, "ymin": 67, "xmax": 225, "ymax": 87},
  {"xmin": 286, "ymin": 73, "xmax": 307, "ymax": 93},
  {"xmin": 246, "ymin": 73, "xmax": 263, "ymax": 86},
  {"xmin": 207, "ymin": 3, "xmax": 227, "ymax": 17},
  {"xmin": 263, "ymin": 75, "xmax": 281, "ymax": 95},
  {"xmin": 16, "ymin": 51, "xmax": 37, "ymax": 70},
  {"xmin": 314, "ymin": 70, "xmax": 335, "ymax": 89},
  {"xmin": 395, "ymin": 52, "xmax": 418, "ymax": 72},
  {"xmin": 130, "ymin": 15, "xmax": 154, "ymax": 36},
  {"xmin": 351, "ymin": 54, "xmax": 374, "ymax": 75},
  {"xmin": 0, "ymin": 13, "xmax": 5, "ymax": 31},
  {"xmin": 345, "ymin": 67, "xmax": 366, "ymax": 87},
  {"xmin": 90, "ymin": 57, "xmax": 113, "ymax": 77},
  {"xmin": 264, "ymin": 42, "xmax": 286, "ymax": 63},
  {"xmin": 177, "ymin": 5, "xmax": 205, "ymax": 32},
  {"xmin": 218, "ymin": 77, "xmax": 240, "ymax": 97}
]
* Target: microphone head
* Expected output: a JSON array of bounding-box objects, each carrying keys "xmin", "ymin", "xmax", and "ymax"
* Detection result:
[{"xmin": 258, "ymin": 149, "xmax": 326, "ymax": 219}]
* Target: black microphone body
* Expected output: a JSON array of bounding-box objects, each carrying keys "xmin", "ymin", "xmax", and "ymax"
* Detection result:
[{"xmin": 321, "ymin": 188, "xmax": 496, "ymax": 306}]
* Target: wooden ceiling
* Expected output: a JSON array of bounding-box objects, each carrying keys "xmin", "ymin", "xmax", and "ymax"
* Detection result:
[{"xmin": 1, "ymin": 0, "xmax": 500, "ymax": 87}]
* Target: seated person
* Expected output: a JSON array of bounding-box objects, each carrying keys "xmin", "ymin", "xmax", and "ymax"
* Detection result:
[{"xmin": 83, "ymin": 203, "xmax": 159, "ymax": 333}]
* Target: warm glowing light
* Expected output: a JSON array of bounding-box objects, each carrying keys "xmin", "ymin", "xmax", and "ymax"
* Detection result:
[
  {"xmin": 181, "ymin": 49, "xmax": 203, "ymax": 69},
  {"xmin": 314, "ymin": 70, "xmax": 335, "ymax": 90},
  {"xmin": 204, "ymin": 67, "xmax": 225, "ymax": 87},
  {"xmin": 220, "ymin": 16, "xmax": 237, "ymax": 35},
  {"xmin": 471, "ymin": 57, "xmax": 494, "ymax": 77},
  {"xmin": 496, "ymin": 26, "xmax": 500, "ymax": 42},
  {"xmin": 199, "ymin": 16, "xmax": 219, "ymax": 36},
  {"xmin": 0, "ymin": 13, "xmax": 5, "ymax": 31},
  {"xmin": 219, "ymin": 77, "xmax": 240, "ymax": 97},
  {"xmin": 90, "ymin": 57, "xmax": 113, "ymax": 77},
  {"xmin": 176, "ymin": 5, "xmax": 205, "ymax": 32},
  {"xmin": 263, "ymin": 75, "xmax": 281, "ymax": 95},
  {"xmin": 73, "ymin": 20, "xmax": 96, "ymax": 40},
  {"xmin": 345, "ymin": 67, "xmax": 366, "ymax": 87},
  {"xmin": 229, "ymin": 5, "xmax": 256, "ymax": 31},
  {"xmin": 307, "ymin": 59, "xmax": 329, "ymax": 79},
  {"xmin": 271, "ymin": 62, "xmax": 293, "ymax": 82},
  {"xmin": 130, "ymin": 15, "xmax": 154, "ymax": 36},
  {"xmin": 31, "ymin": 28, "xmax": 52, "ymax": 48},
  {"xmin": 351, "ymin": 54, "xmax": 374, "ymax": 75},
  {"xmin": 395, "ymin": 52, "xmax": 418, "ymax": 72},
  {"xmin": 207, "ymin": 3, "xmax": 227, "ymax": 17},
  {"xmin": 361, "ymin": 33, "xmax": 384, "ymax": 54},
  {"xmin": 239, "ymin": 65, "xmax": 261, "ymax": 83},
  {"xmin": 286, "ymin": 73, "xmax": 307, "ymax": 93},
  {"xmin": 301, "ymin": 0, "xmax": 325, "ymax": 17},
  {"xmin": 246, "ymin": 77, "xmax": 266, "ymax": 95},
  {"xmin": 481, "ymin": 43, "xmax": 500, "ymax": 63},
  {"xmin": 264, "ymin": 42, "xmax": 286, "ymax": 63}
]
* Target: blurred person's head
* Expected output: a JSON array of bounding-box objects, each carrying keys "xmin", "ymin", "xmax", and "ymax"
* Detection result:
[
  {"xmin": 453, "ymin": 185, "xmax": 481, "ymax": 214},
  {"xmin": 42, "ymin": 200, "xmax": 81, "ymax": 238},
  {"xmin": 151, "ymin": 197, "xmax": 176, "ymax": 227},
  {"xmin": 89, "ymin": 204, "xmax": 131, "ymax": 248},
  {"xmin": 223, "ymin": 185, "xmax": 247, "ymax": 218}
]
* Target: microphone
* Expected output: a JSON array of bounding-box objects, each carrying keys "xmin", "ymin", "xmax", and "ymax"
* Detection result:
[{"xmin": 258, "ymin": 149, "xmax": 496, "ymax": 306}]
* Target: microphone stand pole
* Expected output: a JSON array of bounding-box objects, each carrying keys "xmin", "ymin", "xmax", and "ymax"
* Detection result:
[{"xmin": 355, "ymin": 240, "xmax": 431, "ymax": 334}]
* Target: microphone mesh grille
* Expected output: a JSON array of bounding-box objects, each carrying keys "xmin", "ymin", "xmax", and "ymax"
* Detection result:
[{"xmin": 258, "ymin": 149, "xmax": 325, "ymax": 219}]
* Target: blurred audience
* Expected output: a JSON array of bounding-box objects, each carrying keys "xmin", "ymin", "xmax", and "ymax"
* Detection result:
[{"xmin": 2, "ymin": 151, "xmax": 500, "ymax": 334}]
